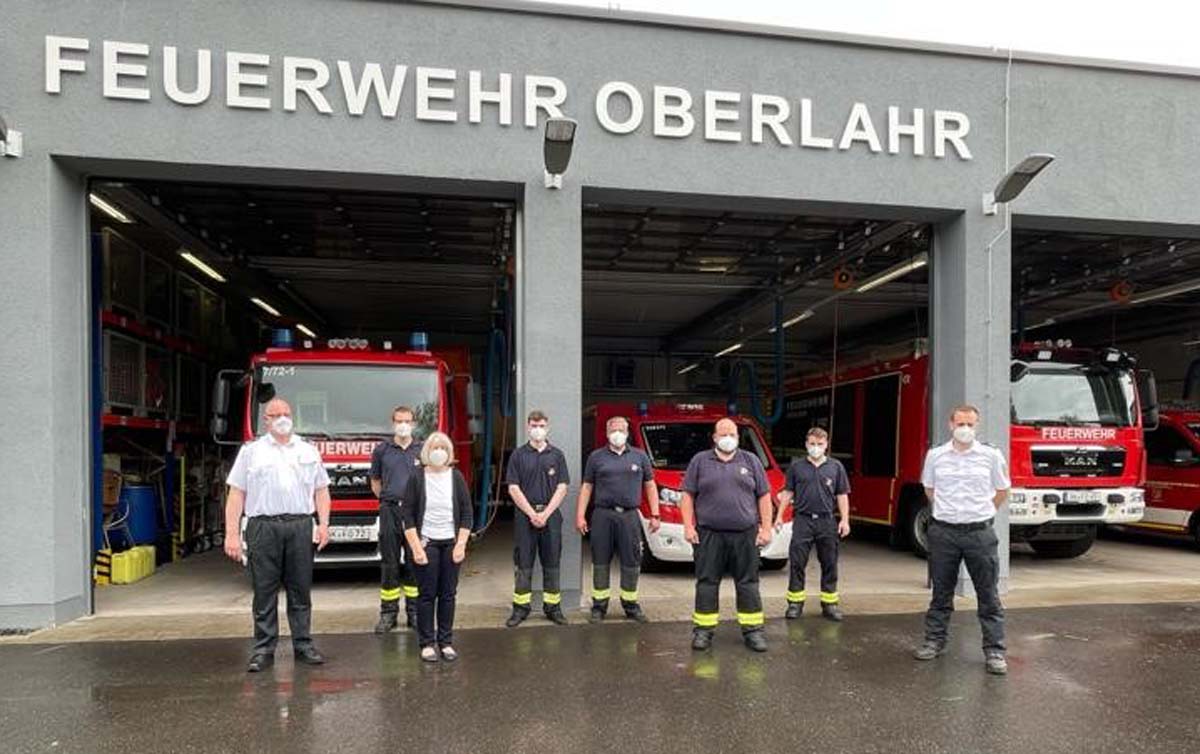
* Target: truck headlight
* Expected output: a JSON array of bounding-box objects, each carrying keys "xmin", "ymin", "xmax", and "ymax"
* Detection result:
[
  {"xmin": 1009, "ymin": 492, "xmax": 1026, "ymax": 505},
  {"xmin": 1129, "ymin": 489, "xmax": 1144, "ymax": 504}
]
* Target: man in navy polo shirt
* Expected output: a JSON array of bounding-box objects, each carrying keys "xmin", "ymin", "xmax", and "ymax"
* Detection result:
[
  {"xmin": 775, "ymin": 426, "xmax": 850, "ymax": 622},
  {"xmin": 369, "ymin": 405, "xmax": 424, "ymax": 633},
  {"xmin": 504, "ymin": 409, "xmax": 571, "ymax": 627},
  {"xmin": 681, "ymin": 418, "xmax": 774, "ymax": 652},
  {"xmin": 576, "ymin": 415, "xmax": 660, "ymax": 624}
]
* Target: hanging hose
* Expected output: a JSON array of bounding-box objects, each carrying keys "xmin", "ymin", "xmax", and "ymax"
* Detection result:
[
  {"xmin": 475, "ymin": 284, "xmax": 515, "ymax": 532},
  {"xmin": 727, "ymin": 296, "xmax": 786, "ymax": 427}
]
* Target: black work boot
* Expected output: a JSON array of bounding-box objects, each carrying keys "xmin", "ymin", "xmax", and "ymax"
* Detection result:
[
  {"xmin": 505, "ymin": 606, "xmax": 531, "ymax": 628},
  {"xmin": 622, "ymin": 602, "xmax": 649, "ymax": 624},
  {"xmin": 821, "ymin": 603, "xmax": 844, "ymax": 622},
  {"xmin": 247, "ymin": 653, "xmax": 274, "ymax": 673},
  {"xmin": 544, "ymin": 605, "xmax": 569, "ymax": 625},
  {"xmin": 691, "ymin": 629, "xmax": 714, "ymax": 651},
  {"xmin": 743, "ymin": 630, "xmax": 768, "ymax": 653},
  {"xmin": 374, "ymin": 612, "xmax": 399, "ymax": 634},
  {"xmin": 784, "ymin": 602, "xmax": 804, "ymax": 620},
  {"xmin": 589, "ymin": 606, "xmax": 607, "ymax": 624},
  {"xmin": 405, "ymin": 602, "xmax": 418, "ymax": 629}
]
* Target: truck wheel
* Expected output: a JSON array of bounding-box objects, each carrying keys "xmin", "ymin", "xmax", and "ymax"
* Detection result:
[
  {"xmin": 640, "ymin": 531, "xmax": 666, "ymax": 573},
  {"xmin": 905, "ymin": 503, "xmax": 931, "ymax": 559},
  {"xmin": 1030, "ymin": 528, "xmax": 1097, "ymax": 559}
]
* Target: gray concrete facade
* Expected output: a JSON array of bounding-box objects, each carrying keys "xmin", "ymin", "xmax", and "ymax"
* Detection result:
[{"xmin": 3, "ymin": 0, "xmax": 1200, "ymax": 627}]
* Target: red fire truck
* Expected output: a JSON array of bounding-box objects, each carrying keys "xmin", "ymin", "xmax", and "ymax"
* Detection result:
[
  {"xmin": 583, "ymin": 402, "xmax": 791, "ymax": 569},
  {"xmin": 213, "ymin": 333, "xmax": 476, "ymax": 565},
  {"xmin": 773, "ymin": 342, "xmax": 1153, "ymax": 558},
  {"xmin": 1136, "ymin": 406, "xmax": 1200, "ymax": 546}
]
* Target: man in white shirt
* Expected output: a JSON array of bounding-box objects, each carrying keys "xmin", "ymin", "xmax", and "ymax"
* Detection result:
[
  {"xmin": 914, "ymin": 404, "xmax": 1011, "ymax": 676},
  {"xmin": 223, "ymin": 398, "xmax": 332, "ymax": 672}
]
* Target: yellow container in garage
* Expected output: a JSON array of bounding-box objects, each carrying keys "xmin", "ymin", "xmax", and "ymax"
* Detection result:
[{"xmin": 111, "ymin": 545, "xmax": 156, "ymax": 585}]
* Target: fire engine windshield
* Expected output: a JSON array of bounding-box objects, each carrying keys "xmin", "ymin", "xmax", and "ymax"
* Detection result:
[
  {"xmin": 251, "ymin": 364, "xmax": 440, "ymax": 438},
  {"xmin": 1010, "ymin": 364, "xmax": 1136, "ymax": 427},
  {"xmin": 640, "ymin": 422, "xmax": 771, "ymax": 471}
]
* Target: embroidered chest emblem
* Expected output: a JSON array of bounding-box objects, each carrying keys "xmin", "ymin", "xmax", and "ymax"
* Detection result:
[
  {"xmin": 739, "ymin": 467, "xmax": 749, "ymax": 475},
  {"xmin": 548, "ymin": 468, "xmax": 556, "ymax": 476},
  {"xmin": 631, "ymin": 464, "xmax": 640, "ymax": 472}
]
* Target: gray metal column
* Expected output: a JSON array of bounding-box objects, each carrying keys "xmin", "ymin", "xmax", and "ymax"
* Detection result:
[
  {"xmin": 0, "ymin": 157, "xmax": 91, "ymax": 629},
  {"xmin": 931, "ymin": 210, "xmax": 1012, "ymax": 591},
  {"xmin": 516, "ymin": 182, "xmax": 584, "ymax": 609}
]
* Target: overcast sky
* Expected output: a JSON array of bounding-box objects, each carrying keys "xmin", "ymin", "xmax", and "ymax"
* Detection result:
[{"xmin": 529, "ymin": 0, "xmax": 1198, "ymax": 69}]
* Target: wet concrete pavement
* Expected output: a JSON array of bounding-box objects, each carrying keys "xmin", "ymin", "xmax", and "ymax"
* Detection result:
[{"xmin": 2, "ymin": 602, "xmax": 1199, "ymax": 754}]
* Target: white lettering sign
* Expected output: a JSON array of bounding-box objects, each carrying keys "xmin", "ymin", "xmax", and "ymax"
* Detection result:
[{"xmin": 43, "ymin": 36, "xmax": 974, "ymax": 160}]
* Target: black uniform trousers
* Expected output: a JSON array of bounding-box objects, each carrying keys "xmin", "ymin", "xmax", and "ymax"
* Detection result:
[
  {"xmin": 923, "ymin": 519, "xmax": 1006, "ymax": 653},
  {"xmin": 246, "ymin": 514, "xmax": 315, "ymax": 654},
  {"xmin": 589, "ymin": 507, "xmax": 642, "ymax": 610},
  {"xmin": 379, "ymin": 501, "xmax": 419, "ymax": 616},
  {"xmin": 413, "ymin": 539, "xmax": 461, "ymax": 648},
  {"xmin": 513, "ymin": 507, "xmax": 563, "ymax": 611},
  {"xmin": 787, "ymin": 513, "xmax": 840, "ymax": 605},
  {"xmin": 692, "ymin": 526, "xmax": 764, "ymax": 634}
]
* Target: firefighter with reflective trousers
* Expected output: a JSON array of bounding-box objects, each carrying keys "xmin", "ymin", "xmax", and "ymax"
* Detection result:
[
  {"xmin": 576, "ymin": 415, "xmax": 660, "ymax": 623},
  {"xmin": 681, "ymin": 418, "xmax": 774, "ymax": 652},
  {"xmin": 369, "ymin": 405, "xmax": 423, "ymax": 633},
  {"xmin": 775, "ymin": 426, "xmax": 849, "ymax": 622},
  {"xmin": 505, "ymin": 410, "xmax": 571, "ymax": 627}
]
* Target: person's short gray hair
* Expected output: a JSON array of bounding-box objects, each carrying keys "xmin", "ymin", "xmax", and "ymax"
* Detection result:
[{"xmin": 605, "ymin": 416, "xmax": 629, "ymax": 431}]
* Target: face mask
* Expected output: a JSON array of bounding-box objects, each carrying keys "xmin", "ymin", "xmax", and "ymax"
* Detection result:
[
  {"xmin": 271, "ymin": 416, "xmax": 293, "ymax": 435},
  {"xmin": 394, "ymin": 422, "xmax": 413, "ymax": 438},
  {"xmin": 716, "ymin": 435, "xmax": 738, "ymax": 453},
  {"xmin": 529, "ymin": 427, "xmax": 548, "ymax": 442},
  {"xmin": 953, "ymin": 425, "xmax": 976, "ymax": 445},
  {"xmin": 608, "ymin": 431, "xmax": 627, "ymax": 448},
  {"xmin": 429, "ymin": 448, "xmax": 450, "ymax": 467},
  {"xmin": 807, "ymin": 444, "xmax": 827, "ymax": 460}
]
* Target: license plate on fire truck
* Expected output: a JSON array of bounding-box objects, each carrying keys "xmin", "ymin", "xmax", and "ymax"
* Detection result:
[
  {"xmin": 1064, "ymin": 491, "xmax": 1102, "ymax": 504},
  {"xmin": 328, "ymin": 523, "xmax": 378, "ymax": 542}
]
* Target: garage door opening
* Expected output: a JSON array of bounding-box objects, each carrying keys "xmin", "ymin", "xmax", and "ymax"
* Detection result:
[
  {"xmin": 1012, "ymin": 227, "xmax": 1200, "ymax": 551},
  {"xmin": 581, "ymin": 199, "xmax": 933, "ymax": 587},
  {"xmin": 88, "ymin": 177, "xmax": 516, "ymax": 621}
]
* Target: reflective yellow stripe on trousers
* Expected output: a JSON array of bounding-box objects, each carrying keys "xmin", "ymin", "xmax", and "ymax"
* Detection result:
[
  {"xmin": 786, "ymin": 590, "xmax": 806, "ymax": 603},
  {"xmin": 512, "ymin": 591, "xmax": 533, "ymax": 606},
  {"xmin": 693, "ymin": 612, "xmax": 719, "ymax": 628},
  {"xmin": 737, "ymin": 611, "xmax": 765, "ymax": 627},
  {"xmin": 380, "ymin": 588, "xmax": 402, "ymax": 601}
]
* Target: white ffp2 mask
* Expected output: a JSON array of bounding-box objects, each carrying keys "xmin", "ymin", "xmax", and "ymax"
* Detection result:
[{"xmin": 953, "ymin": 425, "xmax": 976, "ymax": 445}]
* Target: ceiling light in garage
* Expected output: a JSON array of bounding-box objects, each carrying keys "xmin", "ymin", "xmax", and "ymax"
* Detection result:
[
  {"xmin": 251, "ymin": 297, "xmax": 281, "ymax": 317},
  {"xmin": 855, "ymin": 254, "xmax": 928, "ymax": 293},
  {"xmin": 89, "ymin": 193, "xmax": 133, "ymax": 223},
  {"xmin": 296, "ymin": 323, "xmax": 317, "ymax": 338},
  {"xmin": 714, "ymin": 342, "xmax": 744, "ymax": 358},
  {"xmin": 1128, "ymin": 278, "xmax": 1200, "ymax": 305},
  {"xmin": 179, "ymin": 250, "xmax": 227, "ymax": 283},
  {"xmin": 677, "ymin": 363, "xmax": 700, "ymax": 375}
]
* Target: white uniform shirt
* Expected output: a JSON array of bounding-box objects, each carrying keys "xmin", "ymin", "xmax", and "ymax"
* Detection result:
[
  {"xmin": 421, "ymin": 470, "xmax": 456, "ymax": 540},
  {"xmin": 920, "ymin": 440, "xmax": 1011, "ymax": 524},
  {"xmin": 226, "ymin": 433, "xmax": 330, "ymax": 517}
]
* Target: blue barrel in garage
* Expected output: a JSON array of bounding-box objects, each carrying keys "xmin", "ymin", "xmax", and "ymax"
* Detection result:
[{"xmin": 119, "ymin": 485, "xmax": 159, "ymax": 546}]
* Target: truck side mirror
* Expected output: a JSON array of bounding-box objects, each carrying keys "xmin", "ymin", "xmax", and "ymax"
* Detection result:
[
  {"xmin": 210, "ymin": 369, "xmax": 246, "ymax": 446},
  {"xmin": 1137, "ymin": 369, "xmax": 1159, "ymax": 431}
]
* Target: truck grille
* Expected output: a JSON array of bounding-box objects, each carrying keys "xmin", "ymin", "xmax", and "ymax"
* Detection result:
[
  {"xmin": 1031, "ymin": 447, "xmax": 1125, "ymax": 478},
  {"xmin": 326, "ymin": 465, "xmax": 373, "ymax": 500}
]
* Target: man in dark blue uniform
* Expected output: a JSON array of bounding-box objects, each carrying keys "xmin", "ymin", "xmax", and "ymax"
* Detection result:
[
  {"xmin": 369, "ymin": 405, "xmax": 423, "ymax": 633},
  {"xmin": 775, "ymin": 427, "xmax": 850, "ymax": 622},
  {"xmin": 576, "ymin": 415, "xmax": 660, "ymax": 623},
  {"xmin": 505, "ymin": 410, "xmax": 571, "ymax": 627},
  {"xmin": 681, "ymin": 418, "xmax": 774, "ymax": 652}
]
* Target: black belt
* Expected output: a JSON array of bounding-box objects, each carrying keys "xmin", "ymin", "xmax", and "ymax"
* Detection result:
[
  {"xmin": 253, "ymin": 513, "xmax": 312, "ymax": 522},
  {"xmin": 600, "ymin": 505, "xmax": 637, "ymax": 514},
  {"xmin": 531, "ymin": 504, "xmax": 547, "ymax": 513},
  {"xmin": 932, "ymin": 518, "xmax": 993, "ymax": 532},
  {"xmin": 796, "ymin": 511, "xmax": 834, "ymax": 519}
]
